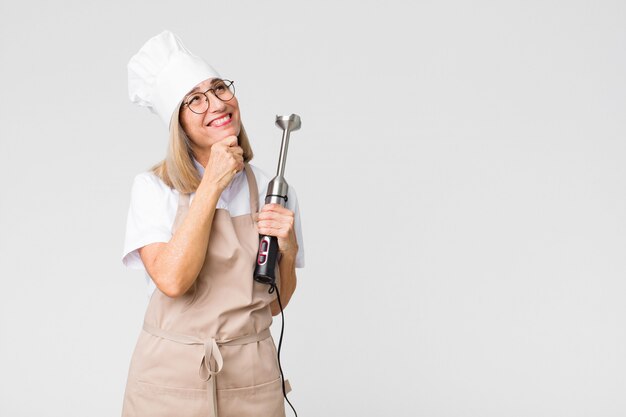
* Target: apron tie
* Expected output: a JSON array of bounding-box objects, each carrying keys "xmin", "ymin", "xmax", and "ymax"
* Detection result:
[
  {"xmin": 200, "ymin": 338, "xmax": 223, "ymax": 417},
  {"xmin": 142, "ymin": 322, "xmax": 271, "ymax": 417},
  {"xmin": 199, "ymin": 338, "xmax": 223, "ymax": 381}
]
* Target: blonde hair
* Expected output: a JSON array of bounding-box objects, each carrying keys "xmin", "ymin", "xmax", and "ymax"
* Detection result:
[{"xmin": 151, "ymin": 105, "xmax": 254, "ymax": 194}]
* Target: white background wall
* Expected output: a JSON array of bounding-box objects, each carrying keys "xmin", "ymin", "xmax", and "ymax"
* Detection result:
[{"xmin": 1, "ymin": 0, "xmax": 625, "ymax": 416}]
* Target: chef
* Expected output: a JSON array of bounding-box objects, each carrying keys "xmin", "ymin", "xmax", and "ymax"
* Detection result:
[{"xmin": 121, "ymin": 30, "xmax": 305, "ymax": 417}]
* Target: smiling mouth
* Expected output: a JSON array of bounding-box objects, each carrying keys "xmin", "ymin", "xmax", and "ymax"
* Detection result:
[{"xmin": 208, "ymin": 114, "xmax": 232, "ymax": 127}]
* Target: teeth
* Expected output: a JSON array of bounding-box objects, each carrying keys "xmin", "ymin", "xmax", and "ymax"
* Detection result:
[{"xmin": 210, "ymin": 114, "xmax": 231, "ymax": 126}]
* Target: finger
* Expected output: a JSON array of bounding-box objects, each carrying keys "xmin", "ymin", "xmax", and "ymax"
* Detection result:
[
  {"xmin": 257, "ymin": 219, "xmax": 283, "ymax": 230},
  {"xmin": 257, "ymin": 213, "xmax": 293, "ymax": 227},
  {"xmin": 221, "ymin": 135, "xmax": 238, "ymax": 147},
  {"xmin": 226, "ymin": 144, "xmax": 242, "ymax": 153},
  {"xmin": 257, "ymin": 209, "xmax": 285, "ymax": 220},
  {"xmin": 257, "ymin": 210, "xmax": 288, "ymax": 220},
  {"xmin": 259, "ymin": 230, "xmax": 290, "ymax": 239},
  {"xmin": 260, "ymin": 203, "xmax": 281, "ymax": 212},
  {"xmin": 257, "ymin": 224, "xmax": 290, "ymax": 239},
  {"xmin": 257, "ymin": 214, "xmax": 294, "ymax": 230},
  {"xmin": 261, "ymin": 204, "xmax": 294, "ymax": 217}
]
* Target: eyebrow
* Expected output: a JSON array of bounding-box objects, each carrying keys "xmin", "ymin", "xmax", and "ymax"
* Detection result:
[{"xmin": 188, "ymin": 78, "xmax": 224, "ymax": 94}]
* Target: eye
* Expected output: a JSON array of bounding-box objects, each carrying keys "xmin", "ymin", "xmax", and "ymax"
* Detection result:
[
  {"xmin": 214, "ymin": 83, "xmax": 226, "ymax": 93},
  {"xmin": 187, "ymin": 93, "xmax": 203, "ymax": 104}
]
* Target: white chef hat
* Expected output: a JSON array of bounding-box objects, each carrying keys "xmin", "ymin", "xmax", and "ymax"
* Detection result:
[{"xmin": 128, "ymin": 30, "xmax": 221, "ymax": 126}]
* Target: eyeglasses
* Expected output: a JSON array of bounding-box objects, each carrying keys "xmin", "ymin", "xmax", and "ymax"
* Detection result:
[{"xmin": 182, "ymin": 79, "xmax": 236, "ymax": 114}]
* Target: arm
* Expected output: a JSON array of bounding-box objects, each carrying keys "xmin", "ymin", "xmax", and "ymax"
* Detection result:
[
  {"xmin": 256, "ymin": 203, "xmax": 299, "ymax": 315},
  {"xmin": 139, "ymin": 136, "xmax": 244, "ymax": 298}
]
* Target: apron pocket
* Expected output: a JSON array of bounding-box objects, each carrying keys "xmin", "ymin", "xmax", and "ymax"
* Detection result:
[
  {"xmin": 137, "ymin": 380, "xmax": 207, "ymax": 399},
  {"xmin": 125, "ymin": 380, "xmax": 208, "ymax": 417},
  {"xmin": 217, "ymin": 376, "xmax": 286, "ymax": 417}
]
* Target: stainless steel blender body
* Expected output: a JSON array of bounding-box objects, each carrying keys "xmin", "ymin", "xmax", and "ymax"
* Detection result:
[{"xmin": 254, "ymin": 114, "xmax": 301, "ymax": 285}]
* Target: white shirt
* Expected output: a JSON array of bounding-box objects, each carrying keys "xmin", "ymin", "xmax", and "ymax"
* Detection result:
[{"xmin": 122, "ymin": 161, "xmax": 305, "ymax": 297}]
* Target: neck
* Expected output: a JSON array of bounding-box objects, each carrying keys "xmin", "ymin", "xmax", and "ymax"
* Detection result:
[{"xmin": 192, "ymin": 146, "xmax": 211, "ymax": 168}]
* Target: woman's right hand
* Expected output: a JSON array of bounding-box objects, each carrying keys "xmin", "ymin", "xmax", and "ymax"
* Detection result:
[{"xmin": 202, "ymin": 135, "xmax": 244, "ymax": 190}]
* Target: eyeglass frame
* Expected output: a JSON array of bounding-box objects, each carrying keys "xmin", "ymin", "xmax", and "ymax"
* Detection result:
[{"xmin": 181, "ymin": 79, "xmax": 236, "ymax": 114}]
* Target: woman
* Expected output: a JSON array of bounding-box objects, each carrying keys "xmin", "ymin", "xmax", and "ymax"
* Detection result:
[{"xmin": 121, "ymin": 31, "xmax": 304, "ymax": 417}]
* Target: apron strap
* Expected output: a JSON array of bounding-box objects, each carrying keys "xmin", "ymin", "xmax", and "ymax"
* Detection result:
[
  {"xmin": 244, "ymin": 162, "xmax": 260, "ymax": 214},
  {"xmin": 142, "ymin": 322, "xmax": 271, "ymax": 417}
]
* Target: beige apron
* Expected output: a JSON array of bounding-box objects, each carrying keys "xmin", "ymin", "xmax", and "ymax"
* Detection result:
[{"xmin": 122, "ymin": 163, "xmax": 289, "ymax": 417}]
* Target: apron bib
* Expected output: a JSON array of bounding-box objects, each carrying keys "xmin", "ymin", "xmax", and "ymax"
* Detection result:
[{"xmin": 122, "ymin": 163, "xmax": 287, "ymax": 417}]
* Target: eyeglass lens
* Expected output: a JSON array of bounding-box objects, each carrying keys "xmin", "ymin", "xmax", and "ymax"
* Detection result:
[{"xmin": 187, "ymin": 80, "xmax": 235, "ymax": 114}]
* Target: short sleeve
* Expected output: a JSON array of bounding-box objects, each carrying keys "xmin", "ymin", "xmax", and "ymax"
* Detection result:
[
  {"xmin": 287, "ymin": 185, "xmax": 306, "ymax": 269},
  {"xmin": 122, "ymin": 172, "xmax": 177, "ymax": 270}
]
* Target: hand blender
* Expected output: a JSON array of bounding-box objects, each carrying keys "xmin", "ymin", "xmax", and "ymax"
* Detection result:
[{"xmin": 254, "ymin": 114, "xmax": 301, "ymax": 286}]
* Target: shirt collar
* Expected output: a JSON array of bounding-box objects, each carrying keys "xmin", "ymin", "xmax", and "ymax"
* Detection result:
[{"xmin": 193, "ymin": 157, "xmax": 205, "ymax": 176}]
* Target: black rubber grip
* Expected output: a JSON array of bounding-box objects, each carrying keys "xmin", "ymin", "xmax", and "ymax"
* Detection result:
[{"xmin": 254, "ymin": 235, "xmax": 280, "ymax": 285}]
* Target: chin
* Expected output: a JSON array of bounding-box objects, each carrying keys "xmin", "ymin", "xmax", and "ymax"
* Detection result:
[{"xmin": 230, "ymin": 123, "xmax": 242, "ymax": 138}]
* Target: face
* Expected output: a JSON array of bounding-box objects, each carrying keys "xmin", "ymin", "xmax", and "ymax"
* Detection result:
[{"xmin": 179, "ymin": 78, "xmax": 241, "ymax": 151}]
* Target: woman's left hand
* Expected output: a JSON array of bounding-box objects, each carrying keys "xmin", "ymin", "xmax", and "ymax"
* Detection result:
[{"xmin": 256, "ymin": 204, "xmax": 298, "ymax": 258}]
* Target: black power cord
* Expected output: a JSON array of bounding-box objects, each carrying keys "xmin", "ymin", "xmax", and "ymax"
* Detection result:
[{"xmin": 268, "ymin": 284, "xmax": 298, "ymax": 417}]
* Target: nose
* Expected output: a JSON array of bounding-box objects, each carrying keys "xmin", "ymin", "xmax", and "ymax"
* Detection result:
[{"xmin": 207, "ymin": 92, "xmax": 226, "ymax": 113}]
